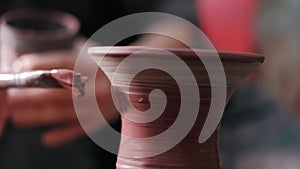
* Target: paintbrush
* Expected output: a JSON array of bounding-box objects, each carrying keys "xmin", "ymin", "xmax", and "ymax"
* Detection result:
[{"xmin": 0, "ymin": 69, "xmax": 88, "ymax": 96}]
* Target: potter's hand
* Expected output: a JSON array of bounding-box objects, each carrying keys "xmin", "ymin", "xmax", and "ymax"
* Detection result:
[
  {"xmin": 8, "ymin": 39, "xmax": 118, "ymax": 147},
  {"xmin": 9, "ymin": 89, "xmax": 84, "ymax": 146},
  {"xmin": 0, "ymin": 90, "xmax": 8, "ymax": 137}
]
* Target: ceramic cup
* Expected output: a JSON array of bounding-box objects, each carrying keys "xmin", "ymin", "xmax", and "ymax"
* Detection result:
[{"xmin": 0, "ymin": 8, "xmax": 80, "ymax": 71}]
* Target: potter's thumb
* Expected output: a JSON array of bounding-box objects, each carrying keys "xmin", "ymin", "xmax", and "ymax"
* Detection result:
[
  {"xmin": 12, "ymin": 54, "xmax": 39, "ymax": 71},
  {"xmin": 12, "ymin": 52, "xmax": 75, "ymax": 71}
]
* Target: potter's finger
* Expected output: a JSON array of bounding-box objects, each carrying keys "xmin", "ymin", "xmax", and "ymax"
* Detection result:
[
  {"xmin": 12, "ymin": 51, "xmax": 76, "ymax": 71},
  {"xmin": 8, "ymin": 89, "xmax": 72, "ymax": 104},
  {"xmin": 42, "ymin": 123, "xmax": 85, "ymax": 147},
  {"xmin": 11, "ymin": 101, "xmax": 76, "ymax": 128},
  {"xmin": 8, "ymin": 88, "xmax": 86, "ymax": 116},
  {"xmin": 12, "ymin": 102, "xmax": 97, "ymax": 128},
  {"xmin": 9, "ymin": 89, "xmax": 74, "ymax": 127}
]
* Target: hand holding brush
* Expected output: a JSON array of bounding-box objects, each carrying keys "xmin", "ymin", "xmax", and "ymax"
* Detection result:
[{"xmin": 0, "ymin": 69, "xmax": 88, "ymax": 96}]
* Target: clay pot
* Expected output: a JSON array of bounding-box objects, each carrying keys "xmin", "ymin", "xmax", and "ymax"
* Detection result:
[
  {"xmin": 0, "ymin": 8, "xmax": 80, "ymax": 71},
  {"xmin": 89, "ymin": 46, "xmax": 264, "ymax": 169}
]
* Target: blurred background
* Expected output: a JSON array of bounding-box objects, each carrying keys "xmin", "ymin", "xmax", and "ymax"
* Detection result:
[{"xmin": 198, "ymin": 0, "xmax": 300, "ymax": 168}]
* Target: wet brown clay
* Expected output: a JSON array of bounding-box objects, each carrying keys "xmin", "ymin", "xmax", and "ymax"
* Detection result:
[{"xmin": 90, "ymin": 47, "xmax": 264, "ymax": 169}]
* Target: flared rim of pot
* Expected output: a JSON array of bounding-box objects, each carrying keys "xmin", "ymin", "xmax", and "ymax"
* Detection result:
[
  {"xmin": 88, "ymin": 46, "xmax": 265, "ymax": 63},
  {"xmin": 0, "ymin": 8, "xmax": 80, "ymax": 41}
]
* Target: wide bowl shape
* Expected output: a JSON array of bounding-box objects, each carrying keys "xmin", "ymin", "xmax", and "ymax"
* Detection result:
[{"xmin": 89, "ymin": 46, "xmax": 264, "ymax": 169}]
